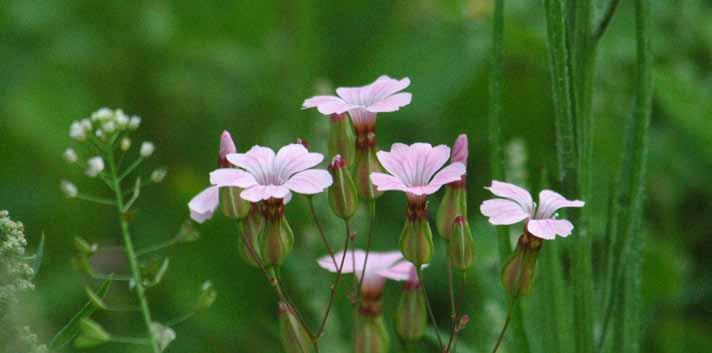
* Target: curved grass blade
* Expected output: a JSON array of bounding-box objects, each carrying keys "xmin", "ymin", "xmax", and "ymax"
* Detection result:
[{"xmin": 48, "ymin": 279, "xmax": 112, "ymax": 350}]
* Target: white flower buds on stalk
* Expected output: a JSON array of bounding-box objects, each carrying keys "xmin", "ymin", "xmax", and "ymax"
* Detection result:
[
  {"xmin": 85, "ymin": 157, "xmax": 104, "ymax": 177},
  {"xmin": 140, "ymin": 142, "xmax": 155, "ymax": 157}
]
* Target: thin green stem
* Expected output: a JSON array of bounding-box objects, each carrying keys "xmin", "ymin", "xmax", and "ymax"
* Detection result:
[
  {"xmin": 308, "ymin": 197, "xmax": 336, "ymax": 268},
  {"xmin": 165, "ymin": 311, "xmax": 197, "ymax": 326},
  {"xmin": 109, "ymin": 335, "xmax": 150, "ymax": 345},
  {"xmin": 490, "ymin": 299, "xmax": 516, "ymax": 353},
  {"xmin": 75, "ymin": 193, "xmax": 116, "ymax": 207},
  {"xmin": 445, "ymin": 260, "xmax": 457, "ymax": 353},
  {"xmin": 107, "ymin": 151, "xmax": 161, "ymax": 353},
  {"xmin": 315, "ymin": 219, "xmax": 352, "ymax": 338},
  {"xmin": 119, "ymin": 157, "xmax": 144, "ymax": 181},
  {"xmin": 136, "ymin": 238, "xmax": 178, "ymax": 257},
  {"xmin": 416, "ymin": 268, "xmax": 444, "ymax": 351},
  {"xmin": 356, "ymin": 199, "xmax": 376, "ymax": 300}
]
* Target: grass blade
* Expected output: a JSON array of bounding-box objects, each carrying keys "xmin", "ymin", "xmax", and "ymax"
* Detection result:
[{"xmin": 48, "ymin": 279, "xmax": 112, "ymax": 350}]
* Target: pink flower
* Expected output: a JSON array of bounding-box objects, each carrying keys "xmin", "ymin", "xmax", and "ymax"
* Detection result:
[
  {"xmin": 317, "ymin": 250, "xmax": 403, "ymax": 293},
  {"xmin": 188, "ymin": 131, "xmax": 240, "ymax": 223},
  {"xmin": 222, "ymin": 144, "xmax": 333, "ymax": 202},
  {"xmin": 480, "ymin": 181, "xmax": 585, "ymax": 239},
  {"xmin": 302, "ymin": 75, "xmax": 412, "ymax": 128},
  {"xmin": 369, "ymin": 143, "xmax": 466, "ymax": 196}
]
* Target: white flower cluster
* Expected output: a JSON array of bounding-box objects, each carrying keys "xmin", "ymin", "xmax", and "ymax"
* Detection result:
[
  {"xmin": 69, "ymin": 107, "xmax": 141, "ymax": 142},
  {"xmin": 0, "ymin": 210, "xmax": 35, "ymax": 307}
]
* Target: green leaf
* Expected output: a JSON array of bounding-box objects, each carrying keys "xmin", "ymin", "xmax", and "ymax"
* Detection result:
[
  {"xmin": 84, "ymin": 286, "xmax": 108, "ymax": 310},
  {"xmin": 31, "ymin": 232, "xmax": 45, "ymax": 279},
  {"xmin": 141, "ymin": 257, "xmax": 170, "ymax": 287},
  {"xmin": 48, "ymin": 279, "xmax": 112, "ymax": 350}
]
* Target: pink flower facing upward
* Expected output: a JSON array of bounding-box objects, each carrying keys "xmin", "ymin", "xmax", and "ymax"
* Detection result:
[
  {"xmin": 480, "ymin": 181, "xmax": 585, "ymax": 240},
  {"xmin": 370, "ymin": 142, "xmax": 466, "ymax": 265},
  {"xmin": 302, "ymin": 75, "xmax": 412, "ymax": 135}
]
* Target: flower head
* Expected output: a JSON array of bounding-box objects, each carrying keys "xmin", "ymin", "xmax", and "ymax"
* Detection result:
[
  {"xmin": 302, "ymin": 75, "xmax": 412, "ymax": 128},
  {"xmin": 369, "ymin": 143, "xmax": 466, "ymax": 196},
  {"xmin": 317, "ymin": 250, "xmax": 403, "ymax": 294},
  {"xmin": 223, "ymin": 144, "xmax": 333, "ymax": 202},
  {"xmin": 480, "ymin": 181, "xmax": 585, "ymax": 239},
  {"xmin": 85, "ymin": 157, "xmax": 104, "ymax": 177},
  {"xmin": 140, "ymin": 142, "xmax": 155, "ymax": 157}
]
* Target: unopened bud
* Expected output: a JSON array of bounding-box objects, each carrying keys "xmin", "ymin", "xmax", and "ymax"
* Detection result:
[
  {"xmin": 279, "ymin": 302, "xmax": 314, "ymax": 353},
  {"xmin": 64, "ymin": 148, "xmax": 78, "ymax": 163},
  {"xmin": 74, "ymin": 318, "xmax": 110, "ymax": 348},
  {"xmin": 85, "ymin": 156, "xmax": 104, "ymax": 177},
  {"xmin": 501, "ymin": 232, "xmax": 542, "ymax": 297},
  {"xmin": 74, "ymin": 236, "xmax": 97, "ymax": 255},
  {"xmin": 259, "ymin": 201, "xmax": 294, "ymax": 266},
  {"xmin": 219, "ymin": 131, "xmax": 236, "ymax": 168},
  {"xmin": 354, "ymin": 146, "xmax": 384, "ymax": 200},
  {"xmin": 61, "ymin": 180, "xmax": 78, "ymax": 198},
  {"xmin": 238, "ymin": 205, "xmax": 264, "ymax": 267},
  {"xmin": 399, "ymin": 218, "xmax": 434, "ymax": 266},
  {"xmin": 220, "ymin": 186, "xmax": 250, "ymax": 219},
  {"xmin": 395, "ymin": 287, "xmax": 427, "ymax": 341},
  {"xmin": 328, "ymin": 113, "xmax": 356, "ymax": 166},
  {"xmin": 120, "ymin": 137, "xmax": 132, "ymax": 151},
  {"xmin": 436, "ymin": 183, "xmax": 467, "ymax": 239},
  {"xmin": 194, "ymin": 281, "xmax": 217, "ymax": 311},
  {"xmin": 448, "ymin": 216, "xmax": 474, "ymax": 271},
  {"xmin": 355, "ymin": 314, "xmax": 390, "ymax": 353},
  {"xmin": 128, "ymin": 116, "xmax": 141, "ymax": 130},
  {"xmin": 151, "ymin": 168, "xmax": 167, "ymax": 183},
  {"xmin": 328, "ymin": 155, "xmax": 358, "ymax": 219}
]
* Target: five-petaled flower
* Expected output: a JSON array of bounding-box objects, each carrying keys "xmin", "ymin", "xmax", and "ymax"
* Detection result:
[
  {"xmin": 302, "ymin": 75, "xmax": 412, "ymax": 129},
  {"xmin": 479, "ymin": 181, "xmax": 585, "ymax": 239},
  {"xmin": 369, "ymin": 143, "xmax": 466, "ymax": 196}
]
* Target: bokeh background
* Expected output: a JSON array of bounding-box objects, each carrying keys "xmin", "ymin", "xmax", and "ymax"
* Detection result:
[{"xmin": 1, "ymin": 1, "xmax": 711, "ymax": 352}]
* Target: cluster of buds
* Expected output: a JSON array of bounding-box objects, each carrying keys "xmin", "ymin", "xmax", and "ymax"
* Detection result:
[
  {"xmin": 69, "ymin": 107, "xmax": 140, "ymax": 142},
  {"xmin": 0, "ymin": 210, "xmax": 35, "ymax": 307}
]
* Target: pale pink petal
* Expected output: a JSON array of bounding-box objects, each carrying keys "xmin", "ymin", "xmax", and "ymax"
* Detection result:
[
  {"xmin": 188, "ymin": 186, "xmax": 220, "ymax": 223},
  {"xmin": 209, "ymin": 168, "xmax": 257, "ymax": 188},
  {"xmin": 427, "ymin": 162, "xmax": 466, "ymax": 190},
  {"xmin": 527, "ymin": 219, "xmax": 574, "ymax": 239},
  {"xmin": 485, "ymin": 181, "xmax": 535, "ymax": 216},
  {"xmin": 226, "ymin": 146, "xmax": 275, "ymax": 183},
  {"xmin": 265, "ymin": 185, "xmax": 291, "ymax": 200},
  {"xmin": 317, "ymin": 250, "xmax": 403, "ymax": 278},
  {"xmin": 378, "ymin": 260, "xmax": 420, "ymax": 283},
  {"xmin": 419, "ymin": 144, "xmax": 451, "ymax": 183},
  {"xmin": 370, "ymin": 172, "xmax": 409, "ymax": 193},
  {"xmin": 302, "ymin": 95, "xmax": 353, "ymax": 115},
  {"xmin": 366, "ymin": 92, "xmax": 412, "ymax": 113},
  {"xmin": 480, "ymin": 199, "xmax": 530, "ymax": 225},
  {"xmin": 535, "ymin": 190, "xmax": 585, "ymax": 219},
  {"xmin": 336, "ymin": 86, "xmax": 364, "ymax": 105},
  {"xmin": 239, "ymin": 185, "xmax": 270, "ymax": 202},
  {"xmin": 368, "ymin": 76, "xmax": 411, "ymax": 101},
  {"xmin": 451, "ymin": 134, "xmax": 468, "ymax": 166},
  {"xmin": 284, "ymin": 169, "xmax": 333, "ymax": 194},
  {"xmin": 376, "ymin": 144, "xmax": 413, "ymax": 184},
  {"xmin": 274, "ymin": 144, "xmax": 324, "ymax": 179}
]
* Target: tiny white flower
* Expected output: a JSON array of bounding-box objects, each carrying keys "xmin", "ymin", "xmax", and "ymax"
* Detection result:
[
  {"xmin": 140, "ymin": 142, "xmax": 155, "ymax": 157},
  {"xmin": 60, "ymin": 180, "xmax": 78, "ymax": 198},
  {"xmin": 120, "ymin": 137, "xmax": 132, "ymax": 151},
  {"xmin": 95, "ymin": 129, "xmax": 104, "ymax": 139},
  {"xmin": 102, "ymin": 121, "xmax": 116, "ymax": 134},
  {"xmin": 69, "ymin": 122, "xmax": 86, "ymax": 141},
  {"xmin": 80, "ymin": 118, "xmax": 92, "ymax": 130},
  {"xmin": 129, "ymin": 116, "xmax": 141, "ymax": 130},
  {"xmin": 150, "ymin": 168, "xmax": 167, "ymax": 183},
  {"xmin": 92, "ymin": 107, "xmax": 112, "ymax": 122},
  {"xmin": 86, "ymin": 156, "xmax": 105, "ymax": 177},
  {"xmin": 116, "ymin": 113, "xmax": 129, "ymax": 129},
  {"xmin": 63, "ymin": 148, "xmax": 78, "ymax": 163}
]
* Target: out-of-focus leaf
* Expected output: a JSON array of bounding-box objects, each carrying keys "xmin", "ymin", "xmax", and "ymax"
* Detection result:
[
  {"xmin": 31, "ymin": 232, "xmax": 45, "ymax": 279},
  {"xmin": 140, "ymin": 257, "xmax": 170, "ymax": 287},
  {"xmin": 84, "ymin": 286, "xmax": 108, "ymax": 310},
  {"xmin": 48, "ymin": 279, "xmax": 112, "ymax": 350},
  {"xmin": 175, "ymin": 219, "xmax": 201, "ymax": 243},
  {"xmin": 74, "ymin": 318, "xmax": 111, "ymax": 349}
]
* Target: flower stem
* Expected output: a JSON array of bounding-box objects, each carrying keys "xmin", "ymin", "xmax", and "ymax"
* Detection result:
[
  {"xmin": 107, "ymin": 151, "xmax": 161, "ymax": 353},
  {"xmin": 416, "ymin": 268, "xmax": 444, "ymax": 351},
  {"xmin": 490, "ymin": 299, "xmax": 516, "ymax": 353},
  {"xmin": 308, "ymin": 197, "xmax": 336, "ymax": 268},
  {"xmin": 356, "ymin": 199, "xmax": 376, "ymax": 300},
  {"xmin": 315, "ymin": 219, "xmax": 352, "ymax": 338}
]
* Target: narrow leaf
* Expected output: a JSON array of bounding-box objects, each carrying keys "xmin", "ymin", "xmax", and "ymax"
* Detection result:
[{"xmin": 48, "ymin": 279, "xmax": 112, "ymax": 350}]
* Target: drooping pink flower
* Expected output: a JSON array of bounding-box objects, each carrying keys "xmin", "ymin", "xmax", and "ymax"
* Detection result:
[
  {"xmin": 302, "ymin": 75, "xmax": 412, "ymax": 128},
  {"xmin": 222, "ymin": 144, "xmax": 333, "ymax": 202},
  {"xmin": 188, "ymin": 130, "xmax": 240, "ymax": 223},
  {"xmin": 317, "ymin": 250, "xmax": 403, "ymax": 294},
  {"xmin": 369, "ymin": 143, "xmax": 466, "ymax": 196},
  {"xmin": 480, "ymin": 181, "xmax": 585, "ymax": 239}
]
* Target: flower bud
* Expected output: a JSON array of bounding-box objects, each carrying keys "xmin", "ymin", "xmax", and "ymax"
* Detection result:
[
  {"xmin": 74, "ymin": 318, "xmax": 110, "ymax": 348},
  {"xmin": 61, "ymin": 180, "xmax": 78, "ymax": 198},
  {"xmin": 395, "ymin": 286, "xmax": 427, "ymax": 341},
  {"xmin": 279, "ymin": 302, "xmax": 314, "ymax": 353},
  {"xmin": 328, "ymin": 155, "xmax": 358, "ymax": 219},
  {"xmin": 238, "ymin": 204, "xmax": 264, "ymax": 267},
  {"xmin": 399, "ymin": 218, "xmax": 434, "ymax": 266},
  {"xmin": 448, "ymin": 216, "xmax": 474, "ymax": 271},
  {"xmin": 150, "ymin": 168, "xmax": 167, "ymax": 183},
  {"xmin": 328, "ymin": 113, "xmax": 356, "ymax": 166},
  {"xmin": 140, "ymin": 142, "xmax": 155, "ymax": 157},
  {"xmin": 355, "ymin": 314, "xmax": 390, "ymax": 353},
  {"xmin": 219, "ymin": 131, "xmax": 237, "ymax": 167},
  {"xmin": 259, "ymin": 200, "xmax": 294, "ymax": 267},
  {"xmin": 63, "ymin": 148, "xmax": 78, "ymax": 163},
  {"xmin": 85, "ymin": 156, "xmax": 104, "ymax": 177},
  {"xmin": 120, "ymin": 137, "xmax": 132, "ymax": 151},
  {"xmin": 354, "ymin": 145, "xmax": 384, "ymax": 200},
  {"xmin": 436, "ymin": 183, "xmax": 467, "ymax": 239},
  {"xmin": 501, "ymin": 232, "xmax": 542, "ymax": 297}
]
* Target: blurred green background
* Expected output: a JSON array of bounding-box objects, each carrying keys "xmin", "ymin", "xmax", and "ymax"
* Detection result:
[{"xmin": 1, "ymin": 1, "xmax": 711, "ymax": 352}]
